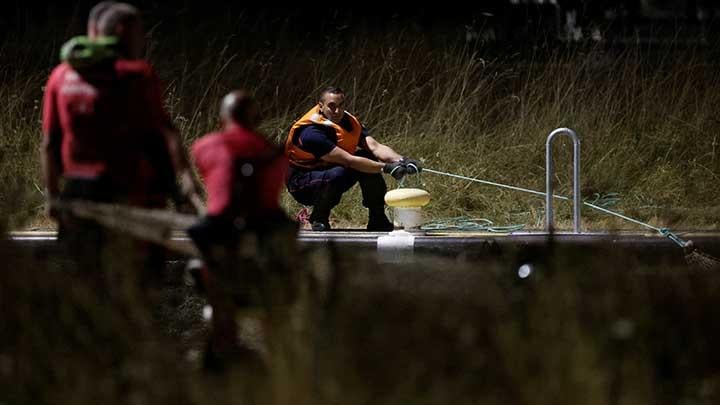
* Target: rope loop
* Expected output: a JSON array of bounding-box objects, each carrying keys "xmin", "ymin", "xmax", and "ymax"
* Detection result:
[{"xmin": 660, "ymin": 228, "xmax": 691, "ymax": 248}]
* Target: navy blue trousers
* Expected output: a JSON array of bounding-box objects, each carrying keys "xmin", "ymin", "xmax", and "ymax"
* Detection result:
[{"xmin": 286, "ymin": 150, "xmax": 387, "ymax": 222}]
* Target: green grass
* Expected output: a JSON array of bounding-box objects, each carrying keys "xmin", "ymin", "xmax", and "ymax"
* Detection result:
[{"xmin": 2, "ymin": 15, "xmax": 720, "ymax": 232}]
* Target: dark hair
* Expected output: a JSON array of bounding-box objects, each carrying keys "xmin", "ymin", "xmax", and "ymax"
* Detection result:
[
  {"xmin": 221, "ymin": 90, "xmax": 260, "ymax": 128},
  {"xmin": 97, "ymin": 3, "xmax": 140, "ymax": 36},
  {"xmin": 319, "ymin": 86, "xmax": 345, "ymax": 101}
]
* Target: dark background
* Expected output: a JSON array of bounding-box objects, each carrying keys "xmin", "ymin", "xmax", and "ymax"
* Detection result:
[{"xmin": 5, "ymin": 1, "xmax": 720, "ymax": 48}]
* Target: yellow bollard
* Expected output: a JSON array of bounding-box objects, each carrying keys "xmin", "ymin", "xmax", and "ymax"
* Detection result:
[{"xmin": 384, "ymin": 189, "xmax": 430, "ymax": 229}]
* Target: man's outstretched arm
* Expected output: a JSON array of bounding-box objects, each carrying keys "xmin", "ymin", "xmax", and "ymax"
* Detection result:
[
  {"xmin": 363, "ymin": 136, "xmax": 402, "ymax": 163},
  {"xmin": 321, "ymin": 146, "xmax": 406, "ymax": 179},
  {"xmin": 321, "ymin": 146, "xmax": 384, "ymax": 173}
]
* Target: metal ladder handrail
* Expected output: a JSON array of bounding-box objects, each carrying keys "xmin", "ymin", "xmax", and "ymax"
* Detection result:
[{"xmin": 546, "ymin": 128, "xmax": 582, "ymax": 233}]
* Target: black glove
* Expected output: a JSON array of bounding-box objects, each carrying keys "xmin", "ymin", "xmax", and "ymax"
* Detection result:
[
  {"xmin": 401, "ymin": 157, "xmax": 422, "ymax": 174},
  {"xmin": 382, "ymin": 161, "xmax": 407, "ymax": 180}
]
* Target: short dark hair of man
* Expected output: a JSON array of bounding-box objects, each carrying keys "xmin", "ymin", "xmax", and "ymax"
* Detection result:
[{"xmin": 320, "ymin": 86, "xmax": 345, "ymax": 101}]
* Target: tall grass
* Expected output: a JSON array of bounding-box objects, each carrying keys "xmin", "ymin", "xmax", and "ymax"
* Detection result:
[{"xmin": 2, "ymin": 11, "xmax": 720, "ymax": 231}]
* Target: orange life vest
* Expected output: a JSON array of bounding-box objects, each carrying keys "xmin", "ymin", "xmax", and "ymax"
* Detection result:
[{"xmin": 284, "ymin": 106, "xmax": 363, "ymax": 169}]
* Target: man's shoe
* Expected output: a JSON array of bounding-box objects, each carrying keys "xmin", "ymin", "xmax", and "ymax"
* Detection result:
[
  {"xmin": 311, "ymin": 221, "xmax": 331, "ymax": 231},
  {"xmin": 367, "ymin": 214, "xmax": 394, "ymax": 232},
  {"xmin": 309, "ymin": 205, "xmax": 331, "ymax": 232}
]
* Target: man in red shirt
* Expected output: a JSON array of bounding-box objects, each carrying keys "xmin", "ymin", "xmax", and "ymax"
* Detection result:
[
  {"xmin": 41, "ymin": 4, "xmax": 199, "ymax": 276},
  {"xmin": 189, "ymin": 90, "xmax": 292, "ymax": 372},
  {"xmin": 90, "ymin": 2, "xmax": 202, "ymax": 210},
  {"xmin": 191, "ymin": 90, "xmax": 287, "ymax": 229}
]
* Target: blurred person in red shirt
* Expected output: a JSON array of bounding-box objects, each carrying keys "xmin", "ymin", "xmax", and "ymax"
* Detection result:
[
  {"xmin": 41, "ymin": 3, "xmax": 200, "ymax": 284},
  {"xmin": 188, "ymin": 90, "xmax": 294, "ymax": 373}
]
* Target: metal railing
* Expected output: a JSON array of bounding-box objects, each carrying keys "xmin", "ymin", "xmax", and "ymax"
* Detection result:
[{"xmin": 546, "ymin": 128, "xmax": 581, "ymax": 233}]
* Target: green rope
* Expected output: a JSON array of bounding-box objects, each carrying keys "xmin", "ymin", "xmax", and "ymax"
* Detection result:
[
  {"xmin": 393, "ymin": 173, "xmax": 523, "ymax": 233},
  {"xmin": 423, "ymin": 168, "xmax": 691, "ymax": 247},
  {"xmin": 586, "ymin": 192, "xmax": 621, "ymax": 208},
  {"xmin": 420, "ymin": 217, "xmax": 525, "ymax": 233},
  {"xmin": 660, "ymin": 228, "xmax": 692, "ymax": 248},
  {"xmin": 397, "ymin": 170, "xmax": 422, "ymax": 189}
]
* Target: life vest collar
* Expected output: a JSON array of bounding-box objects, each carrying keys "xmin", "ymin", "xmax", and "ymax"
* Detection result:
[{"xmin": 284, "ymin": 106, "xmax": 363, "ymax": 169}]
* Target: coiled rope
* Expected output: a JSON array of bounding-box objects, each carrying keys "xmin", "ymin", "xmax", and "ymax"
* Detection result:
[
  {"xmin": 420, "ymin": 217, "xmax": 525, "ymax": 233},
  {"xmin": 398, "ymin": 171, "xmax": 528, "ymax": 233},
  {"xmin": 422, "ymin": 168, "xmax": 720, "ymax": 271}
]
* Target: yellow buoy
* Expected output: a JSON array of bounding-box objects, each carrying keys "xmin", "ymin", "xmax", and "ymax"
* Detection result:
[{"xmin": 384, "ymin": 188, "xmax": 431, "ymax": 208}]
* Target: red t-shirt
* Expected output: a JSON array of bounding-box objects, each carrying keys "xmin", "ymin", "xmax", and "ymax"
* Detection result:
[
  {"xmin": 42, "ymin": 60, "xmax": 170, "ymax": 201},
  {"xmin": 191, "ymin": 123, "xmax": 287, "ymax": 218}
]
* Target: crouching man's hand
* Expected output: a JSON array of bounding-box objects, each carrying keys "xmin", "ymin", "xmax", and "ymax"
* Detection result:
[
  {"xmin": 382, "ymin": 161, "xmax": 407, "ymax": 180},
  {"xmin": 400, "ymin": 157, "xmax": 422, "ymax": 174}
]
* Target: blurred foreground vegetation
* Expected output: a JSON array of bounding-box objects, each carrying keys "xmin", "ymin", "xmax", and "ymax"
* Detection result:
[{"xmin": 3, "ymin": 237, "xmax": 720, "ymax": 404}]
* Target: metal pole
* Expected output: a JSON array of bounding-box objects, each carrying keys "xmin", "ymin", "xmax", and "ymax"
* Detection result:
[{"xmin": 546, "ymin": 128, "xmax": 582, "ymax": 233}]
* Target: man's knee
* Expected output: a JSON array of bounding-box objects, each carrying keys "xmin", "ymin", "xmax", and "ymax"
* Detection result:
[{"xmin": 288, "ymin": 167, "xmax": 357, "ymax": 206}]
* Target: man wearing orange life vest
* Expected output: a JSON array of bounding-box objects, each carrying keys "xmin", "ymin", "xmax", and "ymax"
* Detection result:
[{"xmin": 285, "ymin": 87, "xmax": 422, "ymax": 231}]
